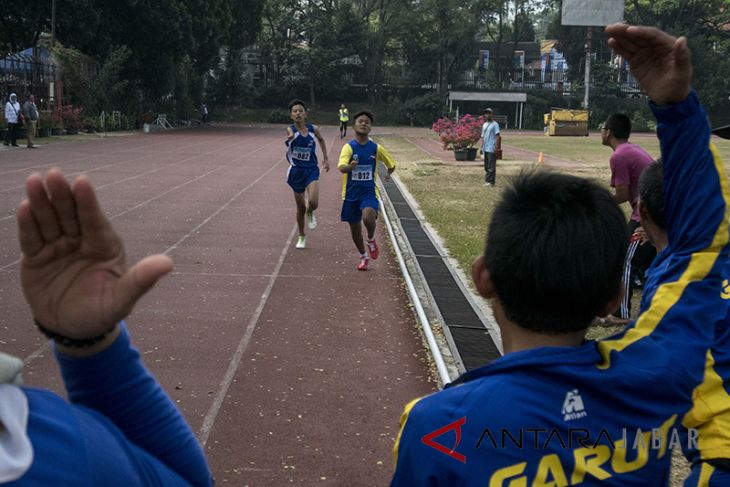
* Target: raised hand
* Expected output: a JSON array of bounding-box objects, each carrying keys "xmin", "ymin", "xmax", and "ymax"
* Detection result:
[
  {"xmin": 605, "ymin": 24, "xmax": 692, "ymax": 105},
  {"xmin": 17, "ymin": 169, "xmax": 173, "ymax": 341}
]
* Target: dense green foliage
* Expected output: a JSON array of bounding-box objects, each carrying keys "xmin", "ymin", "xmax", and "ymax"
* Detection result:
[{"xmin": 3, "ymin": 0, "xmax": 727, "ymax": 128}]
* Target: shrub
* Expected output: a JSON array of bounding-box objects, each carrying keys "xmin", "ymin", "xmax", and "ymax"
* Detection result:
[
  {"xmin": 432, "ymin": 114, "xmax": 484, "ymax": 150},
  {"xmin": 268, "ymin": 108, "xmax": 291, "ymax": 124},
  {"xmin": 60, "ymin": 105, "xmax": 83, "ymax": 130}
]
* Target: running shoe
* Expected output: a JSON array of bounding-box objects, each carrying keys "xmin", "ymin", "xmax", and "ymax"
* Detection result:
[
  {"xmin": 357, "ymin": 256, "xmax": 369, "ymax": 271},
  {"xmin": 366, "ymin": 239, "xmax": 379, "ymax": 260},
  {"xmin": 307, "ymin": 211, "xmax": 317, "ymax": 230},
  {"xmin": 296, "ymin": 236, "xmax": 306, "ymax": 249}
]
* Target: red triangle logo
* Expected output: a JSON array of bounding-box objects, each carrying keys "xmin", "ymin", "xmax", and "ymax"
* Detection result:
[{"xmin": 421, "ymin": 417, "xmax": 467, "ymax": 463}]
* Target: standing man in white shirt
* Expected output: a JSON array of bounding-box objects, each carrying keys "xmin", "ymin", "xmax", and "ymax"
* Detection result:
[{"xmin": 480, "ymin": 108, "xmax": 500, "ymax": 186}]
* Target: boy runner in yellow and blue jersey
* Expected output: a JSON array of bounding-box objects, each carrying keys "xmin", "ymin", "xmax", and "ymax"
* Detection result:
[
  {"xmin": 635, "ymin": 149, "xmax": 730, "ymax": 486},
  {"xmin": 285, "ymin": 99, "xmax": 329, "ymax": 249},
  {"xmin": 338, "ymin": 110, "xmax": 395, "ymax": 271},
  {"xmin": 391, "ymin": 25, "xmax": 730, "ymax": 486}
]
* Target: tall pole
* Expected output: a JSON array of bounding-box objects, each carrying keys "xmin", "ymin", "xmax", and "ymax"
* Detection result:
[
  {"xmin": 51, "ymin": 0, "xmax": 56, "ymax": 46},
  {"xmin": 583, "ymin": 27, "xmax": 592, "ymax": 109}
]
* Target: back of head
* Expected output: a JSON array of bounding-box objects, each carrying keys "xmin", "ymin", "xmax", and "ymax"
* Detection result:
[
  {"xmin": 638, "ymin": 160, "xmax": 665, "ymax": 230},
  {"xmin": 485, "ymin": 171, "xmax": 627, "ymax": 333},
  {"xmin": 605, "ymin": 113, "xmax": 631, "ymax": 139}
]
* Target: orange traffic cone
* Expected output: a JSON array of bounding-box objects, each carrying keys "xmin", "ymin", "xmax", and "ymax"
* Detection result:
[{"xmin": 537, "ymin": 152, "xmax": 545, "ymax": 165}]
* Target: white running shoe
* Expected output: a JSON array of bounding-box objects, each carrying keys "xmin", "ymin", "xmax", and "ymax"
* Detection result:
[
  {"xmin": 307, "ymin": 211, "xmax": 317, "ymax": 230},
  {"xmin": 296, "ymin": 236, "xmax": 306, "ymax": 249}
]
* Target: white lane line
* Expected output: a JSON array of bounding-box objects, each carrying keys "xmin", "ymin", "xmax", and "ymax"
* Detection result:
[
  {"xmin": 9, "ymin": 135, "xmax": 283, "ymax": 363},
  {"xmin": 0, "ymin": 134, "xmax": 226, "ymax": 193},
  {"xmin": 24, "ymin": 341, "xmax": 51, "ymax": 364},
  {"xmin": 0, "ymin": 138, "xmax": 278, "ymax": 272},
  {"xmin": 198, "ymin": 131, "xmax": 338, "ymax": 445},
  {"xmin": 198, "ymin": 224, "xmax": 297, "ymax": 446},
  {"xmin": 164, "ymin": 158, "xmax": 285, "ymax": 255},
  {"xmin": 0, "ymin": 134, "xmax": 269, "ymax": 223}
]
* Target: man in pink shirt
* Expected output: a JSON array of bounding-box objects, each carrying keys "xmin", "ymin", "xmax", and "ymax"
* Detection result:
[{"xmin": 601, "ymin": 113, "xmax": 655, "ymax": 324}]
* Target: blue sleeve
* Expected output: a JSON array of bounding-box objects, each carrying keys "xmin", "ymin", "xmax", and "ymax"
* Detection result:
[
  {"xmin": 598, "ymin": 92, "xmax": 729, "ymax": 379},
  {"xmin": 651, "ymin": 91, "xmax": 729, "ymax": 255},
  {"xmin": 55, "ymin": 323, "xmax": 213, "ymax": 487}
]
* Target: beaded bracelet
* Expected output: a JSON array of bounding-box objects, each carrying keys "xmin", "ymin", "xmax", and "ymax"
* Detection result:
[{"xmin": 34, "ymin": 319, "xmax": 116, "ymax": 348}]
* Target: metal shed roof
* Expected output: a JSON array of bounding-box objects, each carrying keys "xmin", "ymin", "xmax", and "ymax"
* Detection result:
[{"xmin": 448, "ymin": 91, "xmax": 527, "ymax": 102}]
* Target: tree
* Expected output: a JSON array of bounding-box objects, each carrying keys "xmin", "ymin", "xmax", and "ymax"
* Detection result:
[{"xmin": 624, "ymin": 0, "xmax": 730, "ymax": 111}]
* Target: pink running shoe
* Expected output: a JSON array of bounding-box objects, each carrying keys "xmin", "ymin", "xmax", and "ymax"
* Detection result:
[
  {"xmin": 366, "ymin": 239, "xmax": 379, "ymax": 260},
  {"xmin": 357, "ymin": 256, "xmax": 369, "ymax": 271}
]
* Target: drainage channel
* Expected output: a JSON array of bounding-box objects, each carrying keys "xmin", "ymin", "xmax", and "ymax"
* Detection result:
[{"xmin": 379, "ymin": 171, "xmax": 502, "ymax": 372}]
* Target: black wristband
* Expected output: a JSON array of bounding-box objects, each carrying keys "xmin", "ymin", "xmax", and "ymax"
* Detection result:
[{"xmin": 34, "ymin": 319, "xmax": 116, "ymax": 348}]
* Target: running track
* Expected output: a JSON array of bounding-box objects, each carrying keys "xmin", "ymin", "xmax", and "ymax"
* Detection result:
[{"xmin": 0, "ymin": 126, "xmax": 435, "ymax": 485}]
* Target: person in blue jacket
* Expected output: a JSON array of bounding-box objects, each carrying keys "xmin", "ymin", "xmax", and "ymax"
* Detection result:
[
  {"xmin": 3, "ymin": 168, "xmax": 213, "ymax": 485},
  {"xmin": 391, "ymin": 24, "xmax": 729, "ymax": 485},
  {"xmin": 634, "ymin": 147, "xmax": 730, "ymax": 485}
]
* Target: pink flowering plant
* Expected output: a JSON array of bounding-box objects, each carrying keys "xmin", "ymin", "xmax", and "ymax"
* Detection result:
[
  {"xmin": 432, "ymin": 114, "xmax": 485, "ymax": 150},
  {"xmin": 60, "ymin": 105, "xmax": 83, "ymax": 130}
]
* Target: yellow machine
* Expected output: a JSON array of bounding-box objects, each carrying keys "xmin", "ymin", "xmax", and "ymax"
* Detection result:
[{"xmin": 544, "ymin": 109, "xmax": 589, "ymax": 136}]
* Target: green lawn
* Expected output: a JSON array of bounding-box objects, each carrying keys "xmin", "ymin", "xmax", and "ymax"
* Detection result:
[
  {"xmin": 504, "ymin": 133, "xmax": 661, "ymax": 163},
  {"xmin": 375, "ymin": 131, "xmax": 730, "ymax": 334},
  {"xmin": 503, "ymin": 131, "xmax": 730, "ymax": 169}
]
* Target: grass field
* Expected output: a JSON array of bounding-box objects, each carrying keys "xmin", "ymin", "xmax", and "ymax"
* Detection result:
[
  {"xmin": 374, "ymin": 129, "xmax": 730, "ymax": 335},
  {"xmin": 378, "ymin": 130, "xmax": 730, "ymax": 276}
]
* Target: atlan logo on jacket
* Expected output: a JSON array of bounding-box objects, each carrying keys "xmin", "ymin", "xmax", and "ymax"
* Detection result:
[{"xmin": 562, "ymin": 389, "xmax": 587, "ymax": 421}]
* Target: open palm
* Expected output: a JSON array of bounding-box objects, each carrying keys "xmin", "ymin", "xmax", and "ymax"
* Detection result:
[{"xmin": 17, "ymin": 170, "xmax": 172, "ymax": 339}]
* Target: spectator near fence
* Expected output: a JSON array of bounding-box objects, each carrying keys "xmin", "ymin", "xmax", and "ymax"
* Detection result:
[
  {"xmin": 4, "ymin": 93, "xmax": 22, "ymax": 147},
  {"xmin": 22, "ymin": 94, "xmax": 38, "ymax": 148}
]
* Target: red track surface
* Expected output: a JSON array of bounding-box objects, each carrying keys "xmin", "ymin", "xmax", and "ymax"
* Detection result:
[{"xmin": 0, "ymin": 126, "xmax": 435, "ymax": 485}]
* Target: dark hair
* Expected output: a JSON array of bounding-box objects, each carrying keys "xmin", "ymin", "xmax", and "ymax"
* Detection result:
[
  {"xmin": 352, "ymin": 110, "xmax": 374, "ymax": 123},
  {"xmin": 288, "ymin": 99, "xmax": 306, "ymax": 111},
  {"xmin": 604, "ymin": 113, "xmax": 631, "ymax": 139},
  {"xmin": 484, "ymin": 170, "xmax": 627, "ymax": 333},
  {"xmin": 638, "ymin": 160, "xmax": 665, "ymax": 230}
]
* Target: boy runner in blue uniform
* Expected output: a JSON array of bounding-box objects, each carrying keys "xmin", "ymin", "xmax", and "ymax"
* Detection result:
[
  {"xmin": 391, "ymin": 24, "xmax": 729, "ymax": 485},
  {"xmin": 338, "ymin": 110, "xmax": 396, "ymax": 270},
  {"xmin": 285, "ymin": 99, "xmax": 330, "ymax": 249}
]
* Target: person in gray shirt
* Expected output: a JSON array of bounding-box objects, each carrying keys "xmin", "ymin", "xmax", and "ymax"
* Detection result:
[{"xmin": 23, "ymin": 94, "xmax": 39, "ymax": 148}]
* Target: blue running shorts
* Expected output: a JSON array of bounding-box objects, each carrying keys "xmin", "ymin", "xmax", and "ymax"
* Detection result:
[
  {"xmin": 287, "ymin": 166, "xmax": 320, "ymax": 193},
  {"xmin": 340, "ymin": 197, "xmax": 379, "ymax": 224}
]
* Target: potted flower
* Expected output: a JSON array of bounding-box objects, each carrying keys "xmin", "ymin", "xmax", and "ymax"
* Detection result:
[
  {"xmin": 38, "ymin": 111, "xmax": 53, "ymax": 137},
  {"xmin": 60, "ymin": 105, "xmax": 83, "ymax": 135},
  {"xmin": 51, "ymin": 109, "xmax": 64, "ymax": 135},
  {"xmin": 432, "ymin": 114, "xmax": 485, "ymax": 161}
]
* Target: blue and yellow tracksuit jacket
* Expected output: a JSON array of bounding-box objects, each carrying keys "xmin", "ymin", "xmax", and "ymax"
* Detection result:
[
  {"xmin": 391, "ymin": 92, "xmax": 730, "ymax": 485},
  {"xmin": 674, "ymin": 263, "xmax": 730, "ymax": 486}
]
